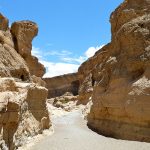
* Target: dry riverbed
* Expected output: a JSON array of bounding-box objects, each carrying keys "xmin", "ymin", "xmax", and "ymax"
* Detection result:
[{"xmin": 21, "ymin": 107, "xmax": 150, "ymax": 150}]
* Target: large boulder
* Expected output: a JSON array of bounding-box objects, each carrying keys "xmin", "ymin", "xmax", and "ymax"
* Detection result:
[{"xmin": 0, "ymin": 78, "xmax": 51, "ymax": 150}]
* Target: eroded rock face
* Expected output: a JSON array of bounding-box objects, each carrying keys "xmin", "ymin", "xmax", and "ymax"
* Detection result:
[
  {"xmin": 0, "ymin": 16, "xmax": 30, "ymax": 80},
  {"xmin": 78, "ymin": 0, "xmax": 150, "ymax": 142},
  {"xmin": 0, "ymin": 78, "xmax": 51, "ymax": 149},
  {"xmin": 11, "ymin": 21, "xmax": 38, "ymax": 58},
  {"xmin": 44, "ymin": 73, "xmax": 79, "ymax": 98},
  {"xmin": 0, "ymin": 42, "xmax": 30, "ymax": 80},
  {"xmin": 25, "ymin": 55, "xmax": 45, "ymax": 77},
  {"xmin": 11, "ymin": 21, "xmax": 45, "ymax": 77},
  {"xmin": 0, "ymin": 14, "xmax": 51, "ymax": 149},
  {"xmin": 0, "ymin": 13, "xmax": 8, "ymax": 31}
]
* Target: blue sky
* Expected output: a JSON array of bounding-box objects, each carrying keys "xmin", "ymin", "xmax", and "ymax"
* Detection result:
[{"xmin": 0, "ymin": 0, "xmax": 124, "ymax": 77}]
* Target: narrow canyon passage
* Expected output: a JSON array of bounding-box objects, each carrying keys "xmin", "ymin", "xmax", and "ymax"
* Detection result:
[{"xmin": 30, "ymin": 111, "xmax": 150, "ymax": 150}]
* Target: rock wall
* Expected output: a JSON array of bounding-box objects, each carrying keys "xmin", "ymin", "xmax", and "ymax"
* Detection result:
[
  {"xmin": 78, "ymin": 0, "xmax": 150, "ymax": 142},
  {"xmin": 43, "ymin": 73, "xmax": 79, "ymax": 98},
  {"xmin": 0, "ymin": 13, "xmax": 51, "ymax": 149}
]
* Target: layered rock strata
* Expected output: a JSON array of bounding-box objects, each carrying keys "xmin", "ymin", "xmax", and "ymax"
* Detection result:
[
  {"xmin": 78, "ymin": 0, "xmax": 150, "ymax": 142},
  {"xmin": 44, "ymin": 73, "xmax": 79, "ymax": 98},
  {"xmin": 0, "ymin": 13, "xmax": 51, "ymax": 149}
]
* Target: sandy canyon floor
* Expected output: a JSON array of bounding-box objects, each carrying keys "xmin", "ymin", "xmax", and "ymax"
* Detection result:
[{"xmin": 19, "ymin": 105, "xmax": 150, "ymax": 150}]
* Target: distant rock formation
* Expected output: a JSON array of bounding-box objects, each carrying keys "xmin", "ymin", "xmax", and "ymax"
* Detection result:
[
  {"xmin": 78, "ymin": 0, "xmax": 150, "ymax": 142},
  {"xmin": 48, "ymin": 92, "xmax": 78, "ymax": 111},
  {"xmin": 43, "ymin": 73, "xmax": 79, "ymax": 98},
  {"xmin": 0, "ymin": 13, "xmax": 51, "ymax": 149}
]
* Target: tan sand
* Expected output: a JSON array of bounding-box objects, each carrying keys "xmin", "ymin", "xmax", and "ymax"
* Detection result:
[{"xmin": 29, "ymin": 110, "xmax": 150, "ymax": 150}]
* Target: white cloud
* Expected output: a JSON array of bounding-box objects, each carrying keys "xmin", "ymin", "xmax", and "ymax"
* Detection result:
[
  {"xmin": 32, "ymin": 46, "xmax": 43, "ymax": 58},
  {"xmin": 45, "ymin": 50, "xmax": 72, "ymax": 57},
  {"xmin": 61, "ymin": 56, "xmax": 86, "ymax": 64},
  {"xmin": 32, "ymin": 47, "xmax": 72, "ymax": 58},
  {"xmin": 85, "ymin": 45, "xmax": 104, "ymax": 58},
  {"xmin": 31, "ymin": 44, "xmax": 104, "ymax": 78},
  {"xmin": 40, "ymin": 60, "xmax": 79, "ymax": 78},
  {"xmin": 60, "ymin": 45, "xmax": 104, "ymax": 64},
  {"xmin": 31, "ymin": 47, "xmax": 79, "ymax": 77}
]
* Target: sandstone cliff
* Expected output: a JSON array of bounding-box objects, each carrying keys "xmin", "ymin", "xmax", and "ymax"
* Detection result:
[
  {"xmin": 11, "ymin": 21, "xmax": 45, "ymax": 77},
  {"xmin": 44, "ymin": 73, "xmax": 79, "ymax": 98},
  {"xmin": 0, "ymin": 13, "xmax": 51, "ymax": 149},
  {"xmin": 78, "ymin": 0, "xmax": 150, "ymax": 142}
]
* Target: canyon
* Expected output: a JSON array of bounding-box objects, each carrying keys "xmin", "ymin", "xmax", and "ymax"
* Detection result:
[
  {"xmin": 0, "ymin": 0, "xmax": 150, "ymax": 149},
  {"xmin": 0, "ymin": 13, "xmax": 51, "ymax": 150},
  {"xmin": 44, "ymin": 0, "xmax": 150, "ymax": 142}
]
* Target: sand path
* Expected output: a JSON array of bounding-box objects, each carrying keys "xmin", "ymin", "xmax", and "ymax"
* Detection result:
[{"xmin": 30, "ymin": 111, "xmax": 150, "ymax": 150}]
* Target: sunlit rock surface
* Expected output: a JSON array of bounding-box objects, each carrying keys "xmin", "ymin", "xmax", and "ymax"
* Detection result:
[{"xmin": 78, "ymin": 0, "xmax": 150, "ymax": 142}]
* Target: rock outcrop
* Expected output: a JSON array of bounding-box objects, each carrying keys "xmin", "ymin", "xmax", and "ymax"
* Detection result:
[
  {"xmin": 0, "ymin": 13, "xmax": 8, "ymax": 31},
  {"xmin": 0, "ymin": 18, "xmax": 29, "ymax": 80},
  {"xmin": 11, "ymin": 21, "xmax": 45, "ymax": 77},
  {"xmin": 0, "ymin": 14, "xmax": 51, "ymax": 149},
  {"xmin": 78, "ymin": 0, "xmax": 150, "ymax": 142},
  {"xmin": 50, "ymin": 92, "xmax": 78, "ymax": 111},
  {"xmin": 44, "ymin": 73, "xmax": 79, "ymax": 98}
]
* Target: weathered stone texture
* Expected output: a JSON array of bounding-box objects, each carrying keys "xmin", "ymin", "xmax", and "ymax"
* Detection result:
[
  {"xmin": 11, "ymin": 21, "xmax": 45, "ymax": 77},
  {"xmin": 0, "ymin": 13, "xmax": 8, "ymax": 31},
  {"xmin": 0, "ymin": 14, "xmax": 51, "ymax": 149},
  {"xmin": 78, "ymin": 0, "xmax": 150, "ymax": 142}
]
